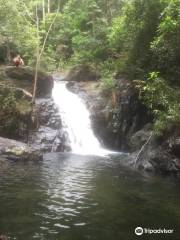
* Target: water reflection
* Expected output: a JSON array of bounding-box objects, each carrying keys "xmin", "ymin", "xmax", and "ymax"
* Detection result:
[
  {"xmin": 0, "ymin": 153, "xmax": 180, "ymax": 240},
  {"xmin": 40, "ymin": 153, "xmax": 97, "ymax": 230}
]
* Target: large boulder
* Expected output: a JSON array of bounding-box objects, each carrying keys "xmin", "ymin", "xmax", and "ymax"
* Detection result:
[
  {"xmin": 132, "ymin": 137, "xmax": 180, "ymax": 174},
  {"xmin": 129, "ymin": 123, "xmax": 180, "ymax": 174},
  {"xmin": 5, "ymin": 66, "xmax": 54, "ymax": 97},
  {"xmin": 65, "ymin": 64, "xmax": 100, "ymax": 82},
  {"xmin": 0, "ymin": 137, "xmax": 42, "ymax": 161},
  {"xmin": 130, "ymin": 123, "xmax": 153, "ymax": 150}
]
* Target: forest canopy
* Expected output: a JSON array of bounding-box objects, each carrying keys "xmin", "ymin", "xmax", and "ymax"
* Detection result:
[{"xmin": 0, "ymin": 0, "xmax": 180, "ymax": 133}]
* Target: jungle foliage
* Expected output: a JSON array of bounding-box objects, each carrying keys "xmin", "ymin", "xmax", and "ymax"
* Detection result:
[{"xmin": 0, "ymin": 0, "xmax": 180, "ymax": 132}]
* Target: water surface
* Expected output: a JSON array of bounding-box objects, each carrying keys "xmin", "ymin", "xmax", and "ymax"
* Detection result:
[{"xmin": 0, "ymin": 153, "xmax": 180, "ymax": 239}]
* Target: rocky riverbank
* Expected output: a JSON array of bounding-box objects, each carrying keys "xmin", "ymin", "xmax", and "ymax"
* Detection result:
[
  {"xmin": 0, "ymin": 137, "xmax": 42, "ymax": 161},
  {"xmin": 65, "ymin": 65, "xmax": 180, "ymax": 176},
  {"xmin": 1, "ymin": 63, "xmax": 180, "ymax": 175}
]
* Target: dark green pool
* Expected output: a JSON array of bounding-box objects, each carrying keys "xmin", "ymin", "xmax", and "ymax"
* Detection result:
[{"xmin": 0, "ymin": 153, "xmax": 180, "ymax": 239}]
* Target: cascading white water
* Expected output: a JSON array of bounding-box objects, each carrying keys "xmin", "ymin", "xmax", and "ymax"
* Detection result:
[{"xmin": 52, "ymin": 81, "xmax": 108, "ymax": 155}]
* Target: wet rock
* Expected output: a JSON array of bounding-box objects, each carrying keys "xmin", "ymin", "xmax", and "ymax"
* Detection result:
[
  {"xmin": 130, "ymin": 123, "xmax": 152, "ymax": 151},
  {"xmin": 106, "ymin": 78, "xmax": 149, "ymax": 150},
  {"xmin": 131, "ymin": 130, "xmax": 180, "ymax": 175},
  {"xmin": 67, "ymin": 79, "xmax": 180, "ymax": 175},
  {"xmin": 67, "ymin": 78, "xmax": 149, "ymax": 150},
  {"xmin": 169, "ymin": 137, "xmax": 180, "ymax": 158},
  {"xmin": 28, "ymin": 98, "xmax": 70, "ymax": 152},
  {"xmin": 35, "ymin": 98, "xmax": 62, "ymax": 128},
  {"xmin": 28, "ymin": 125, "xmax": 70, "ymax": 153},
  {"xmin": 0, "ymin": 137, "xmax": 42, "ymax": 161},
  {"xmin": 5, "ymin": 66, "xmax": 54, "ymax": 97}
]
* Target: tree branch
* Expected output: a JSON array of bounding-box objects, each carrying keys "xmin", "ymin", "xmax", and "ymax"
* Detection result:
[
  {"xmin": 32, "ymin": 8, "xmax": 59, "ymax": 103},
  {"xmin": 39, "ymin": 10, "xmax": 59, "ymax": 59},
  {"xmin": 134, "ymin": 132, "xmax": 153, "ymax": 167}
]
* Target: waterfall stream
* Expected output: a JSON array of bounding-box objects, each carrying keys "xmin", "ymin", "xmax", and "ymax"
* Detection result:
[
  {"xmin": 52, "ymin": 81, "xmax": 108, "ymax": 155},
  {"xmin": 0, "ymin": 81, "xmax": 180, "ymax": 240}
]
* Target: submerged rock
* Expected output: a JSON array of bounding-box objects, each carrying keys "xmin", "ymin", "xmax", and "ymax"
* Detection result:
[{"xmin": 0, "ymin": 137, "xmax": 42, "ymax": 161}]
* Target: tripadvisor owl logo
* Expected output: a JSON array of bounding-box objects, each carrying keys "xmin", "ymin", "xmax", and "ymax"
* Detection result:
[
  {"xmin": 135, "ymin": 227, "xmax": 174, "ymax": 235},
  {"xmin": 135, "ymin": 227, "xmax": 143, "ymax": 235}
]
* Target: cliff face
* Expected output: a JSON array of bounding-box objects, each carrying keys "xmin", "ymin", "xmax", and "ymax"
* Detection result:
[{"xmin": 66, "ymin": 78, "xmax": 149, "ymax": 151}]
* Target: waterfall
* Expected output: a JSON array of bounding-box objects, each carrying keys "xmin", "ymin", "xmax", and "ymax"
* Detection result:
[{"xmin": 52, "ymin": 81, "xmax": 109, "ymax": 155}]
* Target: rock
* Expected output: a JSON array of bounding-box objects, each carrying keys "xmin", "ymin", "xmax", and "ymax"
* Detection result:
[
  {"xmin": 0, "ymin": 137, "xmax": 42, "ymax": 161},
  {"xmin": 28, "ymin": 98, "xmax": 70, "ymax": 152},
  {"xmin": 65, "ymin": 64, "xmax": 100, "ymax": 82},
  {"xmin": 67, "ymin": 79, "xmax": 180, "ymax": 175},
  {"xmin": 67, "ymin": 78, "xmax": 149, "ymax": 150},
  {"xmin": 130, "ymin": 123, "xmax": 152, "ymax": 151},
  {"xmin": 131, "ymin": 132, "xmax": 180, "ymax": 175},
  {"xmin": 0, "ymin": 68, "xmax": 71, "ymax": 155},
  {"xmin": 107, "ymin": 78, "xmax": 149, "ymax": 150},
  {"xmin": 169, "ymin": 137, "xmax": 180, "ymax": 158},
  {"xmin": 5, "ymin": 66, "xmax": 54, "ymax": 97},
  {"xmin": 28, "ymin": 126, "xmax": 69, "ymax": 152}
]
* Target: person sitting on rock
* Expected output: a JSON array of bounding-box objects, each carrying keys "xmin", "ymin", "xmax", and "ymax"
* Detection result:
[{"xmin": 12, "ymin": 54, "xmax": 24, "ymax": 67}]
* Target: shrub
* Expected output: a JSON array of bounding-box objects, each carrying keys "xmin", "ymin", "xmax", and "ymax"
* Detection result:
[{"xmin": 136, "ymin": 72, "xmax": 180, "ymax": 134}]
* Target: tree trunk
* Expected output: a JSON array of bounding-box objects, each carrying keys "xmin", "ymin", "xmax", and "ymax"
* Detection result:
[
  {"xmin": 48, "ymin": 0, "xmax": 50, "ymax": 13},
  {"xmin": 42, "ymin": 0, "xmax": 45, "ymax": 22},
  {"xmin": 32, "ymin": 6, "xmax": 58, "ymax": 103},
  {"xmin": 32, "ymin": 4, "xmax": 40, "ymax": 104},
  {"xmin": 6, "ymin": 39, "xmax": 11, "ymax": 63},
  {"xmin": 106, "ymin": 0, "xmax": 112, "ymax": 23}
]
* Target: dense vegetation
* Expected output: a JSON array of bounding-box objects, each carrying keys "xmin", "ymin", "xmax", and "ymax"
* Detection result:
[{"xmin": 0, "ymin": 0, "xmax": 180, "ymax": 133}]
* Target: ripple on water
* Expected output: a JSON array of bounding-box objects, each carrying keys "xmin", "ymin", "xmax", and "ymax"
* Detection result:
[{"xmin": 1, "ymin": 152, "xmax": 180, "ymax": 240}]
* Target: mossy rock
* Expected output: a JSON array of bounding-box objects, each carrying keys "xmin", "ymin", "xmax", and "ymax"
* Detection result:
[
  {"xmin": 4, "ymin": 66, "xmax": 54, "ymax": 97},
  {"xmin": 0, "ymin": 137, "xmax": 42, "ymax": 161}
]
